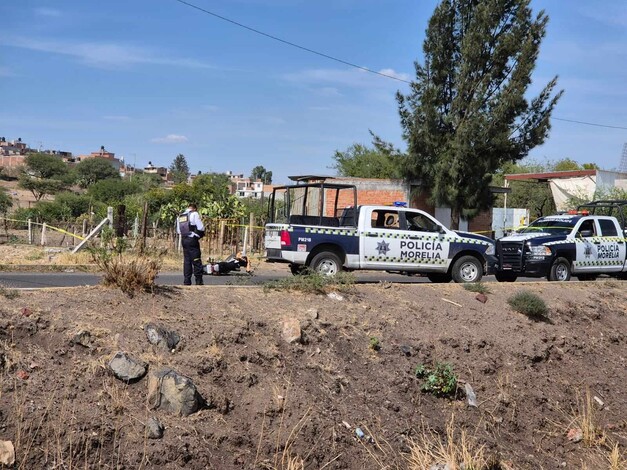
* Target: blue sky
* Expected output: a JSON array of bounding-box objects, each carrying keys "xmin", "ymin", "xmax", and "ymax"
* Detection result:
[{"xmin": 1, "ymin": 0, "xmax": 626, "ymax": 184}]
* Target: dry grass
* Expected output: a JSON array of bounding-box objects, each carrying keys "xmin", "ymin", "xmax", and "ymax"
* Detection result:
[
  {"xmin": 608, "ymin": 443, "xmax": 627, "ymax": 470},
  {"xmin": 6, "ymin": 379, "xmax": 143, "ymax": 469},
  {"xmin": 406, "ymin": 415, "xmax": 494, "ymax": 470},
  {"xmin": 91, "ymin": 249, "xmax": 162, "ymax": 297},
  {"xmin": 568, "ymin": 389, "xmax": 606, "ymax": 448}
]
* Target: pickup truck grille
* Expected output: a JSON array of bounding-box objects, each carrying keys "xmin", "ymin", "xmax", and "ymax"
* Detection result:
[{"xmin": 498, "ymin": 241, "xmax": 524, "ymax": 271}]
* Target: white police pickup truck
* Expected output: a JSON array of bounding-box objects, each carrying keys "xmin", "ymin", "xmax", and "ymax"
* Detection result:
[
  {"xmin": 495, "ymin": 209, "xmax": 627, "ymax": 282},
  {"xmin": 264, "ymin": 180, "xmax": 497, "ymax": 283}
]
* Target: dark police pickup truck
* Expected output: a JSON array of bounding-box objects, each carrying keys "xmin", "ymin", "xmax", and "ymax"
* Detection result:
[{"xmin": 495, "ymin": 204, "xmax": 627, "ymax": 282}]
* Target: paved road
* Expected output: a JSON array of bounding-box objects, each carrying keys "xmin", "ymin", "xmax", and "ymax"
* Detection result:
[{"xmin": 0, "ymin": 270, "xmax": 541, "ymax": 289}]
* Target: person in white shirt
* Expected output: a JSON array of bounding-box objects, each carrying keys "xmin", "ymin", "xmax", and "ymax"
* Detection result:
[{"xmin": 176, "ymin": 203, "xmax": 205, "ymax": 285}]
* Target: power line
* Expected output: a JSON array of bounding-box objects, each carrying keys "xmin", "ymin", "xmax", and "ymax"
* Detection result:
[
  {"xmin": 172, "ymin": 0, "xmax": 627, "ymax": 132},
  {"xmin": 552, "ymin": 117, "xmax": 627, "ymax": 131},
  {"xmin": 171, "ymin": 0, "xmax": 411, "ymax": 84}
]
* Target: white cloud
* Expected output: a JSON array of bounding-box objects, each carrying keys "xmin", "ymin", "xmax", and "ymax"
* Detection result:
[
  {"xmin": 316, "ymin": 87, "xmax": 342, "ymax": 97},
  {"xmin": 1, "ymin": 36, "xmax": 215, "ymax": 70},
  {"xmin": 103, "ymin": 115, "xmax": 131, "ymax": 121},
  {"xmin": 282, "ymin": 67, "xmax": 409, "ymax": 89},
  {"xmin": 378, "ymin": 68, "xmax": 410, "ymax": 82},
  {"xmin": 151, "ymin": 134, "xmax": 189, "ymax": 144},
  {"xmin": 34, "ymin": 8, "xmax": 61, "ymax": 17}
]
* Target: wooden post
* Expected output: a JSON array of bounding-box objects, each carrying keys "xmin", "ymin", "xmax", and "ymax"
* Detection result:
[
  {"xmin": 40, "ymin": 223, "xmax": 47, "ymax": 246},
  {"xmin": 249, "ymin": 212, "xmax": 255, "ymax": 254},
  {"xmin": 82, "ymin": 219, "xmax": 88, "ymax": 237},
  {"xmin": 115, "ymin": 205, "xmax": 126, "ymax": 238},
  {"xmin": 28, "ymin": 219, "xmax": 33, "ymax": 244},
  {"xmin": 218, "ymin": 220, "xmax": 226, "ymax": 258},
  {"xmin": 138, "ymin": 201, "xmax": 148, "ymax": 253}
]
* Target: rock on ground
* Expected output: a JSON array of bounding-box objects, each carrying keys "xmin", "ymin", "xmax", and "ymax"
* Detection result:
[
  {"xmin": 108, "ymin": 351, "xmax": 148, "ymax": 383},
  {"xmin": 145, "ymin": 323, "xmax": 180, "ymax": 351},
  {"xmin": 147, "ymin": 368, "xmax": 204, "ymax": 416}
]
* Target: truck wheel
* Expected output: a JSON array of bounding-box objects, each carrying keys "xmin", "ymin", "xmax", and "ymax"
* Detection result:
[
  {"xmin": 548, "ymin": 257, "xmax": 571, "ymax": 281},
  {"xmin": 495, "ymin": 272, "xmax": 518, "ymax": 282},
  {"xmin": 577, "ymin": 274, "xmax": 597, "ymax": 281},
  {"xmin": 310, "ymin": 251, "xmax": 343, "ymax": 276},
  {"xmin": 427, "ymin": 273, "xmax": 452, "ymax": 283},
  {"xmin": 451, "ymin": 256, "xmax": 483, "ymax": 283}
]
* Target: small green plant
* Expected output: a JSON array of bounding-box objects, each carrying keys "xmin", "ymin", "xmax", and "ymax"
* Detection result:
[
  {"xmin": 369, "ymin": 336, "xmax": 381, "ymax": 352},
  {"xmin": 100, "ymin": 225, "xmax": 114, "ymax": 247},
  {"xmin": 414, "ymin": 364, "xmax": 428, "ymax": 378},
  {"xmin": 462, "ymin": 282, "xmax": 491, "ymax": 294},
  {"xmin": 415, "ymin": 362, "xmax": 458, "ymax": 397},
  {"xmin": 263, "ymin": 271, "xmax": 355, "ymax": 294},
  {"xmin": 507, "ymin": 290, "xmax": 548, "ymax": 320},
  {"xmin": 0, "ymin": 286, "xmax": 19, "ymax": 299}
]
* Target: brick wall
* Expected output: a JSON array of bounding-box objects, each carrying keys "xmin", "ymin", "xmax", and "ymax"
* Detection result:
[
  {"xmin": 468, "ymin": 210, "xmax": 493, "ymax": 236},
  {"xmin": 0, "ymin": 155, "xmax": 26, "ymax": 168},
  {"xmin": 320, "ymin": 177, "xmax": 493, "ymax": 234}
]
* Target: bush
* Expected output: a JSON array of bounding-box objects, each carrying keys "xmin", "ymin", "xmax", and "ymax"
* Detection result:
[
  {"xmin": 462, "ymin": 282, "xmax": 491, "ymax": 294},
  {"xmin": 263, "ymin": 270, "xmax": 355, "ymax": 294},
  {"xmin": 507, "ymin": 290, "xmax": 548, "ymax": 320},
  {"xmin": 415, "ymin": 362, "xmax": 458, "ymax": 397},
  {"xmin": 90, "ymin": 248, "xmax": 163, "ymax": 297}
]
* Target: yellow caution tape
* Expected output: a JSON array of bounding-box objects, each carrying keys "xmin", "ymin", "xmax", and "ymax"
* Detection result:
[{"xmin": 0, "ymin": 217, "xmax": 85, "ymax": 240}]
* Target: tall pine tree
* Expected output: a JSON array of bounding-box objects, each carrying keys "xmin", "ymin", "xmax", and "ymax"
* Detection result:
[
  {"xmin": 169, "ymin": 154, "xmax": 190, "ymax": 184},
  {"xmin": 397, "ymin": 0, "xmax": 562, "ymax": 228}
]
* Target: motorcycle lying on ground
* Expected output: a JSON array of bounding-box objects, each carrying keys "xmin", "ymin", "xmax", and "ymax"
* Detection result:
[{"xmin": 203, "ymin": 252, "xmax": 252, "ymax": 276}]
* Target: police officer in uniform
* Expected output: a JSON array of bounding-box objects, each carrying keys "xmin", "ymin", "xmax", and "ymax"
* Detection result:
[{"xmin": 176, "ymin": 203, "xmax": 205, "ymax": 285}]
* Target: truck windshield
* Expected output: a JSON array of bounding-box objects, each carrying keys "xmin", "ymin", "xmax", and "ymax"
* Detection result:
[{"xmin": 520, "ymin": 219, "xmax": 575, "ymax": 235}]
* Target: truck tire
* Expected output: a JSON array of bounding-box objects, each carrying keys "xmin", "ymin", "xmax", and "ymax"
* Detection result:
[
  {"xmin": 495, "ymin": 272, "xmax": 518, "ymax": 282},
  {"xmin": 310, "ymin": 251, "xmax": 343, "ymax": 276},
  {"xmin": 427, "ymin": 273, "xmax": 452, "ymax": 283},
  {"xmin": 451, "ymin": 256, "xmax": 483, "ymax": 283},
  {"xmin": 548, "ymin": 257, "xmax": 571, "ymax": 281}
]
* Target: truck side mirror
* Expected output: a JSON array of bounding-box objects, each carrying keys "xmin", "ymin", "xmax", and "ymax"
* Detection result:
[
  {"xmin": 578, "ymin": 229, "xmax": 593, "ymax": 238},
  {"xmin": 438, "ymin": 226, "xmax": 446, "ymax": 234}
]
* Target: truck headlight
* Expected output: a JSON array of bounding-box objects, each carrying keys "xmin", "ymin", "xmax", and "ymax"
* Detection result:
[
  {"xmin": 485, "ymin": 244, "xmax": 495, "ymax": 256},
  {"xmin": 526, "ymin": 244, "xmax": 551, "ymax": 257}
]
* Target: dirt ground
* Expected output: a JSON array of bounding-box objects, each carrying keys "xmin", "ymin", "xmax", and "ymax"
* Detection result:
[{"xmin": 0, "ymin": 270, "xmax": 626, "ymax": 469}]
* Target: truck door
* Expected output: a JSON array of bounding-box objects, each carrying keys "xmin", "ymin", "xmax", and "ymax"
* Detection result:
[
  {"xmin": 573, "ymin": 218, "xmax": 599, "ymax": 273},
  {"xmin": 400, "ymin": 210, "xmax": 451, "ymax": 272},
  {"xmin": 360, "ymin": 208, "xmax": 404, "ymax": 270},
  {"xmin": 596, "ymin": 217, "xmax": 626, "ymax": 272}
]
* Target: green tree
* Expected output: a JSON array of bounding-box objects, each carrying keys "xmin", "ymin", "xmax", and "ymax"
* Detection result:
[
  {"xmin": 250, "ymin": 165, "xmax": 273, "ymax": 184},
  {"xmin": 169, "ymin": 154, "xmax": 190, "ymax": 184},
  {"xmin": 494, "ymin": 160, "xmax": 556, "ymax": 218},
  {"xmin": 129, "ymin": 172, "xmax": 163, "ymax": 191},
  {"xmin": 582, "ymin": 162, "xmax": 600, "ymax": 170},
  {"xmin": 18, "ymin": 153, "xmax": 73, "ymax": 201},
  {"xmin": 87, "ymin": 179, "xmax": 141, "ymax": 205},
  {"xmin": 397, "ymin": 0, "xmax": 563, "ymax": 228},
  {"xmin": 550, "ymin": 158, "xmax": 581, "ymax": 171},
  {"xmin": 75, "ymin": 158, "xmax": 120, "ymax": 188},
  {"xmin": 0, "ymin": 187, "xmax": 13, "ymax": 216},
  {"xmin": 332, "ymin": 132, "xmax": 404, "ymax": 178}
]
